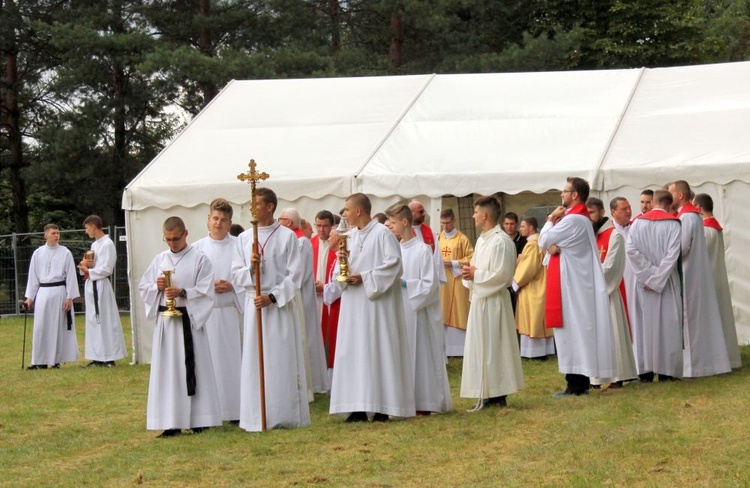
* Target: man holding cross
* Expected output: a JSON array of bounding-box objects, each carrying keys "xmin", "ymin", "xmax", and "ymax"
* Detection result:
[{"xmin": 232, "ymin": 187, "xmax": 310, "ymax": 432}]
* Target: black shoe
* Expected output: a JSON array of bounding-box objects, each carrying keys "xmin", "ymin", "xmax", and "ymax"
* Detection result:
[
  {"xmin": 229, "ymin": 420, "xmax": 240, "ymax": 425},
  {"xmin": 157, "ymin": 429, "xmax": 180, "ymax": 438},
  {"xmin": 658, "ymin": 374, "xmax": 680, "ymax": 382},
  {"xmin": 487, "ymin": 396, "xmax": 507, "ymax": 407},
  {"xmin": 105, "ymin": 361, "xmax": 115, "ymax": 368},
  {"xmin": 467, "ymin": 399, "xmax": 488, "ymax": 412},
  {"xmin": 639, "ymin": 372, "xmax": 654, "ymax": 383},
  {"xmin": 372, "ymin": 413, "xmax": 389, "ymax": 422},
  {"xmin": 52, "ymin": 364, "xmax": 60, "ymax": 369},
  {"xmin": 345, "ymin": 411, "xmax": 368, "ymax": 423},
  {"xmin": 190, "ymin": 427, "xmax": 206, "ymax": 434},
  {"xmin": 86, "ymin": 361, "xmax": 102, "ymax": 367},
  {"xmin": 591, "ymin": 384, "xmax": 602, "ymax": 390},
  {"xmin": 26, "ymin": 364, "xmax": 47, "ymax": 370}
]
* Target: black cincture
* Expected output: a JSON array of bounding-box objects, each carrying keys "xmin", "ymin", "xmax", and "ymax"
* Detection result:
[{"xmin": 158, "ymin": 306, "xmax": 196, "ymax": 396}]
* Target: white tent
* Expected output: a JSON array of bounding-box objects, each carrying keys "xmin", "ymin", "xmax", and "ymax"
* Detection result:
[{"xmin": 124, "ymin": 61, "xmax": 750, "ymax": 363}]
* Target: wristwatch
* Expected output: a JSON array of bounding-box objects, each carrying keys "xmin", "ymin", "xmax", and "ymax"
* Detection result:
[
  {"xmin": 179, "ymin": 288, "xmax": 187, "ymax": 298},
  {"xmin": 268, "ymin": 293, "xmax": 277, "ymax": 304}
]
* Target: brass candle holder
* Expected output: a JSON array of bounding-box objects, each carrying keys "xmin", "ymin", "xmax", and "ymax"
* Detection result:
[
  {"xmin": 335, "ymin": 218, "xmax": 352, "ymax": 282},
  {"xmin": 161, "ymin": 269, "xmax": 183, "ymax": 317}
]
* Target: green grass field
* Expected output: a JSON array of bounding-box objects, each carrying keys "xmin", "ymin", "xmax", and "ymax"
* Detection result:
[{"xmin": 0, "ymin": 315, "xmax": 748, "ymax": 487}]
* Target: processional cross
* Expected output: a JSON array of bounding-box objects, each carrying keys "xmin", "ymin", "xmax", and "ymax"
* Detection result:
[
  {"xmin": 237, "ymin": 158, "xmax": 270, "ymax": 431},
  {"xmin": 237, "ymin": 159, "xmax": 270, "ymax": 223}
]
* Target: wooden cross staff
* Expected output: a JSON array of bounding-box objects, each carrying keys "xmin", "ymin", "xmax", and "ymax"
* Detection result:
[{"xmin": 237, "ymin": 158, "xmax": 270, "ymax": 431}]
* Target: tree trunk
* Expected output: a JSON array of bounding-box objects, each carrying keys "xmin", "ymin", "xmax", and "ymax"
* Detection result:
[
  {"xmin": 1, "ymin": 0, "xmax": 30, "ymax": 233},
  {"xmin": 388, "ymin": 12, "xmax": 404, "ymax": 69},
  {"xmin": 197, "ymin": 0, "xmax": 218, "ymax": 106},
  {"xmin": 328, "ymin": 0, "xmax": 341, "ymax": 55}
]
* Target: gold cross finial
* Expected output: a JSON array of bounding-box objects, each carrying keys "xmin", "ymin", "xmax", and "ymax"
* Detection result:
[{"xmin": 237, "ymin": 159, "xmax": 270, "ymax": 221}]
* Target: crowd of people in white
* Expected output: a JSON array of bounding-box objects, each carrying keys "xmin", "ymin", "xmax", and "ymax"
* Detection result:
[{"xmin": 22, "ymin": 178, "xmax": 741, "ymax": 438}]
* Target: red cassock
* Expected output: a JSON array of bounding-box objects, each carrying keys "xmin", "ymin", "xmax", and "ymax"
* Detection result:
[{"xmin": 311, "ymin": 235, "xmax": 340, "ymax": 368}]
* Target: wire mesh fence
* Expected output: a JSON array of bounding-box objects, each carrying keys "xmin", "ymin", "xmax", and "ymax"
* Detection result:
[{"xmin": 0, "ymin": 227, "xmax": 129, "ymax": 316}]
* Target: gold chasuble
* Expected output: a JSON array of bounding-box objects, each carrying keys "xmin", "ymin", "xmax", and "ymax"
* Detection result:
[
  {"xmin": 438, "ymin": 230, "xmax": 474, "ymax": 330},
  {"xmin": 513, "ymin": 235, "xmax": 551, "ymax": 339}
]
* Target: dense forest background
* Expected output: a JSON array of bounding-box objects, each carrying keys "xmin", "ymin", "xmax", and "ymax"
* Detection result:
[{"xmin": 2, "ymin": 0, "xmax": 750, "ymax": 233}]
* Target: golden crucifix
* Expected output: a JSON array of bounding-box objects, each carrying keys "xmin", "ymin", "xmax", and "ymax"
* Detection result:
[
  {"xmin": 237, "ymin": 159, "xmax": 270, "ymax": 224},
  {"xmin": 236, "ymin": 158, "xmax": 270, "ymax": 432}
]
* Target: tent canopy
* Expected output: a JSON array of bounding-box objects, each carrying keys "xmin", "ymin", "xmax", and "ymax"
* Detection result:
[{"xmin": 124, "ymin": 61, "xmax": 750, "ymax": 210}]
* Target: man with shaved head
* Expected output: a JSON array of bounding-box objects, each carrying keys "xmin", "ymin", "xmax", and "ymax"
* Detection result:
[
  {"xmin": 328, "ymin": 193, "xmax": 415, "ymax": 422},
  {"xmin": 668, "ymin": 180, "xmax": 730, "ymax": 377}
]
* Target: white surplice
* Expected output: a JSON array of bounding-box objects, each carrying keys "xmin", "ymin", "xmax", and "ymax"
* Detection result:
[
  {"xmin": 232, "ymin": 222, "xmax": 310, "ymax": 432},
  {"xmin": 296, "ymin": 235, "xmax": 329, "ymax": 394},
  {"xmin": 194, "ymin": 234, "xmax": 243, "ymax": 421},
  {"xmin": 626, "ymin": 213, "xmax": 683, "ymax": 377},
  {"xmin": 25, "ymin": 244, "xmax": 80, "ymax": 366},
  {"xmin": 329, "ymin": 219, "xmax": 416, "ymax": 418},
  {"xmin": 615, "ymin": 221, "xmax": 641, "ymax": 370},
  {"xmin": 704, "ymin": 224, "xmax": 741, "ymax": 369},
  {"xmin": 400, "ymin": 238, "xmax": 451, "ymax": 413},
  {"xmin": 591, "ymin": 221, "xmax": 637, "ymax": 385},
  {"xmin": 461, "ymin": 226, "xmax": 525, "ymax": 399},
  {"xmin": 678, "ymin": 211, "xmax": 731, "ymax": 377},
  {"xmin": 412, "ymin": 224, "xmax": 448, "ymax": 284},
  {"xmin": 139, "ymin": 245, "xmax": 222, "ymax": 431},
  {"xmin": 84, "ymin": 235, "xmax": 126, "ymax": 362},
  {"xmin": 539, "ymin": 214, "xmax": 616, "ymax": 379}
]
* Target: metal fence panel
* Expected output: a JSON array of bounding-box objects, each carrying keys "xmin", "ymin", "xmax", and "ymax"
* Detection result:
[{"xmin": 0, "ymin": 227, "xmax": 129, "ymax": 315}]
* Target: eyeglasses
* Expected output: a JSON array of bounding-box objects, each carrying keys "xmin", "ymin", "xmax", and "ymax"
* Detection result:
[
  {"xmin": 163, "ymin": 231, "xmax": 186, "ymax": 243},
  {"xmin": 278, "ymin": 217, "xmax": 291, "ymax": 222}
]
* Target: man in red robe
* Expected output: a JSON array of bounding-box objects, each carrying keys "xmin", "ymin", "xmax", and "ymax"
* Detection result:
[{"xmin": 311, "ymin": 210, "xmax": 340, "ymax": 370}]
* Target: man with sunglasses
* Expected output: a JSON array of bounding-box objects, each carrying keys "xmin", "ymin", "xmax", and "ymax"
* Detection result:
[{"xmin": 139, "ymin": 216, "xmax": 221, "ymax": 438}]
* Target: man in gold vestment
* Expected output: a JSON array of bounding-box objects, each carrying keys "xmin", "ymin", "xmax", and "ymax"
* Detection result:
[
  {"xmin": 438, "ymin": 209, "xmax": 474, "ymax": 357},
  {"xmin": 512, "ymin": 217, "xmax": 554, "ymax": 359}
]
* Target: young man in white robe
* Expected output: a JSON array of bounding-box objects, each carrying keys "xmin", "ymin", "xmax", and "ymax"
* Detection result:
[
  {"xmin": 232, "ymin": 189, "xmax": 310, "ymax": 432},
  {"xmin": 626, "ymin": 190, "xmax": 684, "ymax": 381},
  {"xmin": 279, "ymin": 207, "xmax": 329, "ymax": 396},
  {"xmin": 77, "ymin": 215, "xmax": 126, "ymax": 367},
  {"xmin": 668, "ymin": 180, "xmax": 731, "ymax": 378},
  {"xmin": 538, "ymin": 177, "xmax": 616, "ymax": 396},
  {"xmin": 193, "ymin": 198, "xmax": 243, "ymax": 423},
  {"xmin": 586, "ymin": 198, "xmax": 638, "ymax": 389},
  {"xmin": 693, "ymin": 193, "xmax": 741, "ymax": 369},
  {"xmin": 461, "ymin": 196, "xmax": 524, "ymax": 410},
  {"xmin": 386, "ymin": 204, "xmax": 451, "ymax": 415},
  {"xmin": 24, "ymin": 224, "xmax": 80, "ymax": 369},
  {"xmin": 139, "ymin": 216, "xmax": 222, "ymax": 438},
  {"xmin": 329, "ymin": 193, "xmax": 416, "ymax": 422}
]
